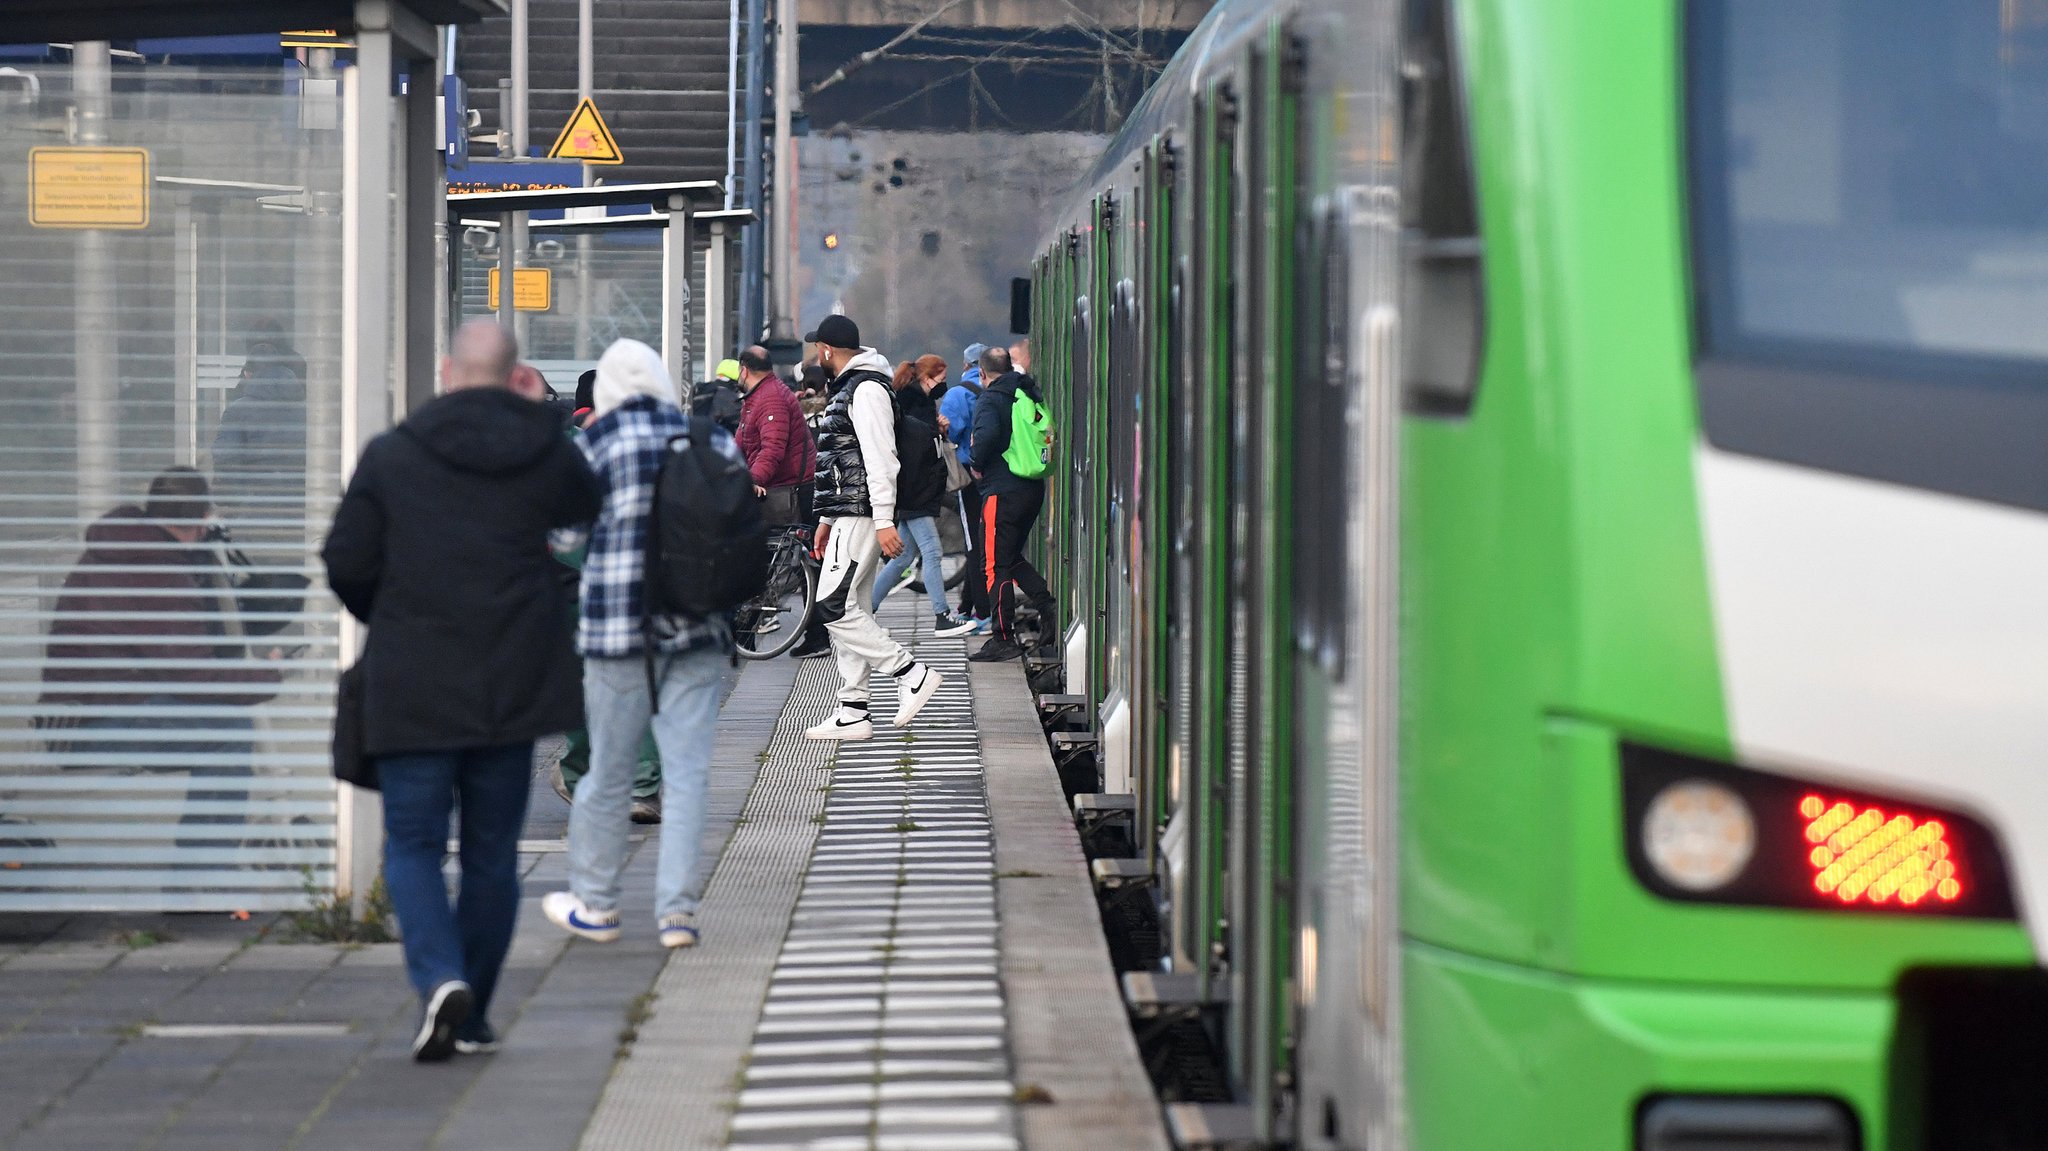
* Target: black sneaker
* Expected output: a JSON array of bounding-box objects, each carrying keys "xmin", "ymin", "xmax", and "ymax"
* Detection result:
[
  {"xmin": 414, "ymin": 979, "xmax": 473, "ymax": 1063},
  {"xmin": 968, "ymin": 637, "xmax": 1025, "ymax": 663},
  {"xmin": 933, "ymin": 613, "xmax": 978, "ymax": 639},
  {"xmin": 629, "ymin": 798, "xmax": 662, "ymax": 825},
  {"xmin": 789, "ymin": 639, "xmax": 833, "ymax": 660}
]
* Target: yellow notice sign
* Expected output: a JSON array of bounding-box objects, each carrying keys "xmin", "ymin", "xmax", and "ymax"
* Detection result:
[
  {"xmin": 546, "ymin": 98, "xmax": 624, "ymax": 165},
  {"xmin": 488, "ymin": 267, "xmax": 553, "ymax": 311},
  {"xmin": 30, "ymin": 147, "xmax": 151, "ymax": 229}
]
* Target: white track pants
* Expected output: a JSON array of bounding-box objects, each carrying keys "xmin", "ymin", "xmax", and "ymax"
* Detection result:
[{"xmin": 814, "ymin": 516, "xmax": 914, "ymax": 707}]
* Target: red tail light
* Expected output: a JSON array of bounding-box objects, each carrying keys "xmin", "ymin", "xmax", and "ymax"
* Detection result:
[
  {"xmin": 1621, "ymin": 743, "xmax": 2015, "ymax": 919},
  {"xmin": 1800, "ymin": 794, "xmax": 1963, "ymax": 908}
]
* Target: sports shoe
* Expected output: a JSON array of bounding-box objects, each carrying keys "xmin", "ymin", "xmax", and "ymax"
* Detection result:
[
  {"xmin": 549, "ymin": 762, "xmax": 573, "ymax": 805},
  {"xmin": 542, "ymin": 891, "xmax": 622, "ymax": 943},
  {"xmin": 806, "ymin": 709, "xmax": 874, "ymax": 741},
  {"xmin": 453, "ymin": 1022, "xmax": 499, "ymax": 1055},
  {"xmin": 414, "ymin": 980, "xmax": 473, "ymax": 1063},
  {"xmin": 933, "ymin": 613, "xmax": 978, "ymax": 639},
  {"xmin": 630, "ymin": 798, "xmax": 662, "ymax": 825},
  {"xmin": 658, "ymin": 912, "xmax": 701, "ymax": 949},
  {"xmin": 789, "ymin": 639, "xmax": 833, "ymax": 660},
  {"xmin": 973, "ymin": 615, "xmax": 992, "ymax": 634},
  {"xmin": 891, "ymin": 664, "xmax": 942, "ymax": 727},
  {"xmin": 969, "ymin": 637, "xmax": 1025, "ymax": 663}
]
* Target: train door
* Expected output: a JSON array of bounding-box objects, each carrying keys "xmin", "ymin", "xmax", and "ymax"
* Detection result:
[
  {"xmin": 1227, "ymin": 30, "xmax": 1307, "ymax": 1136},
  {"xmin": 1103, "ymin": 273, "xmax": 1139, "ymax": 793},
  {"xmin": 1136, "ymin": 141, "xmax": 1179, "ymax": 872},
  {"xmin": 1188, "ymin": 79, "xmax": 1238, "ymax": 1012}
]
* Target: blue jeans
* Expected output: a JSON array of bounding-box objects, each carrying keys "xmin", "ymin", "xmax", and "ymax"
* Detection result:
[
  {"xmin": 870, "ymin": 514, "xmax": 948, "ymax": 616},
  {"xmin": 570, "ymin": 650, "xmax": 723, "ymax": 921},
  {"xmin": 378, "ymin": 742, "xmax": 533, "ymax": 1021}
]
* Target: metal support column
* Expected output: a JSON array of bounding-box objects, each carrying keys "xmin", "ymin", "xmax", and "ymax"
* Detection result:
[
  {"xmin": 704, "ymin": 222, "xmax": 728, "ymax": 370},
  {"xmin": 340, "ymin": 9, "xmax": 395, "ymax": 912},
  {"xmin": 173, "ymin": 201, "xmax": 197, "ymax": 464},
  {"xmin": 770, "ymin": 0, "xmax": 798, "ymax": 344},
  {"xmin": 737, "ymin": 0, "xmax": 767, "ymax": 344},
  {"xmin": 405, "ymin": 45, "xmax": 441, "ymax": 412},
  {"xmin": 575, "ymin": 0, "xmax": 595, "ymax": 359},
  {"xmin": 507, "ymin": 0, "xmax": 530, "ymax": 345},
  {"xmin": 663, "ymin": 194, "xmax": 695, "ymax": 391},
  {"xmin": 72, "ymin": 41, "xmax": 116, "ymax": 521}
]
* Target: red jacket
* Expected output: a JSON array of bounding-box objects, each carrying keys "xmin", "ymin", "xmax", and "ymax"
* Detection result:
[
  {"xmin": 41, "ymin": 508, "xmax": 281, "ymax": 708},
  {"xmin": 737, "ymin": 374, "xmax": 815, "ymax": 489}
]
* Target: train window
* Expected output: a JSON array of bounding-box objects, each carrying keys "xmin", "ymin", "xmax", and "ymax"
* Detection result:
[
  {"xmin": 1294, "ymin": 200, "xmax": 1351, "ymax": 679},
  {"xmin": 1688, "ymin": 0, "xmax": 2048, "ymax": 510},
  {"xmin": 1400, "ymin": 0, "xmax": 1485, "ymax": 416}
]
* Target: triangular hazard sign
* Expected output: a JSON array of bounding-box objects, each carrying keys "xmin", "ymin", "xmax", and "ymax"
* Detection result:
[{"xmin": 547, "ymin": 98, "xmax": 624, "ymax": 164}]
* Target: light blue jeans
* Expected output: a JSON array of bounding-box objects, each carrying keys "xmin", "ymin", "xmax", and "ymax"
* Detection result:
[
  {"xmin": 569, "ymin": 649, "xmax": 724, "ymax": 921},
  {"xmin": 871, "ymin": 514, "xmax": 948, "ymax": 616}
]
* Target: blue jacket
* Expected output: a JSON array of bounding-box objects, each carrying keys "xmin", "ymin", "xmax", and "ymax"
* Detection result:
[{"xmin": 939, "ymin": 370, "xmax": 982, "ymax": 454}]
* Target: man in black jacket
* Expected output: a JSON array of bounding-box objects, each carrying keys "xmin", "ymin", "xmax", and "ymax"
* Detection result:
[
  {"xmin": 966, "ymin": 346, "xmax": 1057, "ymax": 663},
  {"xmin": 322, "ymin": 320, "xmax": 601, "ymax": 1062}
]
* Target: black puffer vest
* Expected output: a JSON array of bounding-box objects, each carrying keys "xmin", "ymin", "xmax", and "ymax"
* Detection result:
[{"xmin": 813, "ymin": 368, "xmax": 894, "ymax": 519}]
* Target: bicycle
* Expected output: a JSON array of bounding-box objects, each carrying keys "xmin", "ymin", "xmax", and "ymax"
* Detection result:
[{"xmin": 733, "ymin": 523, "xmax": 818, "ymax": 660}]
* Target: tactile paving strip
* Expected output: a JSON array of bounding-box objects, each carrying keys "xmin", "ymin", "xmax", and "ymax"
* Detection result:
[
  {"xmin": 580, "ymin": 657, "xmax": 838, "ymax": 1151},
  {"xmin": 727, "ymin": 616, "xmax": 1020, "ymax": 1151}
]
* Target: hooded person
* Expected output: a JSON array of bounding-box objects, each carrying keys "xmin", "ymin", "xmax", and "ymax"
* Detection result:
[
  {"xmin": 211, "ymin": 362, "xmax": 308, "ymax": 540},
  {"xmin": 540, "ymin": 338, "xmax": 743, "ymax": 955},
  {"xmin": 939, "ymin": 343, "xmax": 993, "ymax": 622},
  {"xmin": 801, "ymin": 315, "xmax": 946, "ymax": 742},
  {"xmin": 322, "ymin": 320, "xmax": 603, "ymax": 1062}
]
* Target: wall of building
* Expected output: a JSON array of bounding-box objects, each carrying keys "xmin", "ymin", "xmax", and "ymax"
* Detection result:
[{"xmin": 795, "ymin": 130, "xmax": 1106, "ymax": 362}]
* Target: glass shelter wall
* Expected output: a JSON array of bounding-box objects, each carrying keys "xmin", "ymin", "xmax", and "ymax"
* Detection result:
[{"xmin": 0, "ymin": 64, "xmax": 353, "ymax": 911}]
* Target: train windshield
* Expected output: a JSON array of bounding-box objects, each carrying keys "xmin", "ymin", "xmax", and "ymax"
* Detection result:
[{"xmin": 1687, "ymin": 0, "xmax": 2048, "ymax": 510}]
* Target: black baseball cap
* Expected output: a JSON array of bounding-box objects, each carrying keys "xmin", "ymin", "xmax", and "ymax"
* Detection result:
[{"xmin": 807, "ymin": 315, "xmax": 861, "ymax": 350}]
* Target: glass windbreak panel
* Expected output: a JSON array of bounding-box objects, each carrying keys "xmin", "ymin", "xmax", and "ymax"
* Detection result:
[
  {"xmin": 457, "ymin": 224, "xmax": 701, "ymax": 389},
  {"xmin": 1688, "ymin": 0, "xmax": 2048, "ymax": 508},
  {"xmin": 0, "ymin": 61, "xmax": 345, "ymax": 910}
]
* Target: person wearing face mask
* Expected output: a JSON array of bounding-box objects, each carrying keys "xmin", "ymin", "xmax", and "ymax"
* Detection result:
[
  {"xmin": 802, "ymin": 315, "xmax": 945, "ymax": 741},
  {"xmin": 872, "ymin": 355, "xmax": 978, "ymax": 637}
]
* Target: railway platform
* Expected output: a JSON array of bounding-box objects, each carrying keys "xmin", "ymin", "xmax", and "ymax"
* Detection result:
[{"xmin": 0, "ymin": 605, "xmax": 1166, "ymax": 1151}]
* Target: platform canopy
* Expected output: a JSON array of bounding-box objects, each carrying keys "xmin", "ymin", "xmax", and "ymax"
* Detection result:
[{"xmin": 2, "ymin": 0, "xmax": 503, "ymax": 42}]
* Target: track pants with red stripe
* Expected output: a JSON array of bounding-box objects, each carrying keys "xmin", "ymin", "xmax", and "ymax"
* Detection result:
[{"xmin": 982, "ymin": 484, "xmax": 1052, "ymax": 643}]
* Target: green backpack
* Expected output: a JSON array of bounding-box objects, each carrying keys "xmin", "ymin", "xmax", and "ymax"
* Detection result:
[{"xmin": 1002, "ymin": 389, "xmax": 1053, "ymax": 480}]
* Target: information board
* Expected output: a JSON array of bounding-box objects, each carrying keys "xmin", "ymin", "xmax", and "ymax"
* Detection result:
[{"xmin": 29, "ymin": 147, "xmax": 151, "ymax": 229}]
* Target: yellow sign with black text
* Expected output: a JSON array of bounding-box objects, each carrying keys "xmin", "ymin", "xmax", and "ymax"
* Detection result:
[
  {"xmin": 546, "ymin": 98, "xmax": 624, "ymax": 165},
  {"xmin": 30, "ymin": 147, "xmax": 151, "ymax": 229},
  {"xmin": 488, "ymin": 267, "xmax": 553, "ymax": 311}
]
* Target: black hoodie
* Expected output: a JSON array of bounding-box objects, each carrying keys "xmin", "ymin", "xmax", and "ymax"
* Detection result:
[{"xmin": 323, "ymin": 388, "xmax": 603, "ymax": 756}]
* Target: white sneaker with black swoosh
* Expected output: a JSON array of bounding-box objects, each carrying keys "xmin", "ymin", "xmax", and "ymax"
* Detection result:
[
  {"xmin": 805, "ymin": 709, "xmax": 874, "ymax": 741},
  {"xmin": 890, "ymin": 664, "xmax": 942, "ymax": 728}
]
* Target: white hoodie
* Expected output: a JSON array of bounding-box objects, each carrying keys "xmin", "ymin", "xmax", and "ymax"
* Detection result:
[{"xmin": 841, "ymin": 347, "xmax": 899, "ymax": 528}]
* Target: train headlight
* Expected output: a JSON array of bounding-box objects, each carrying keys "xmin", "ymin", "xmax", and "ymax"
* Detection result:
[{"xmin": 1641, "ymin": 779, "xmax": 1755, "ymax": 892}]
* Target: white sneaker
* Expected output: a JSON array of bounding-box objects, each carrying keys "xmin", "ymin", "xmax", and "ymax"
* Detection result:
[
  {"xmin": 805, "ymin": 710, "xmax": 874, "ymax": 741},
  {"xmin": 542, "ymin": 890, "xmax": 621, "ymax": 943},
  {"xmin": 891, "ymin": 665, "xmax": 942, "ymax": 727},
  {"xmin": 659, "ymin": 913, "xmax": 700, "ymax": 949}
]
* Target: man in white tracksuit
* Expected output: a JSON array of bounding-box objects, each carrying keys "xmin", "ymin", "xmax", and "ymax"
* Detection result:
[{"xmin": 802, "ymin": 314, "xmax": 943, "ymax": 741}]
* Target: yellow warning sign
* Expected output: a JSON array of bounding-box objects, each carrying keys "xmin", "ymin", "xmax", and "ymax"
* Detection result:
[
  {"xmin": 546, "ymin": 98, "xmax": 624, "ymax": 165},
  {"xmin": 29, "ymin": 147, "xmax": 151, "ymax": 229},
  {"xmin": 488, "ymin": 267, "xmax": 553, "ymax": 311}
]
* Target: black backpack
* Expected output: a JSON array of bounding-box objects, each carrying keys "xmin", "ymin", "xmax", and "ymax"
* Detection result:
[
  {"xmin": 690, "ymin": 379, "xmax": 743, "ymax": 433},
  {"xmin": 645, "ymin": 416, "xmax": 769, "ymax": 624}
]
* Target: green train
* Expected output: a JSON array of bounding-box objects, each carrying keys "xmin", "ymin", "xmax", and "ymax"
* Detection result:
[{"xmin": 1024, "ymin": 0, "xmax": 2048, "ymax": 1146}]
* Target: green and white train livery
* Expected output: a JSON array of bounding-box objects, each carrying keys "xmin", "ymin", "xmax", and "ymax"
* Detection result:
[{"xmin": 1025, "ymin": 0, "xmax": 2048, "ymax": 1146}]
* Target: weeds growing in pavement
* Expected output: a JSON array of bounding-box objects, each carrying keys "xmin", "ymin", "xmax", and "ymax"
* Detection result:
[
  {"xmin": 284, "ymin": 872, "xmax": 396, "ymax": 944},
  {"xmin": 996, "ymin": 869, "xmax": 1048, "ymax": 879},
  {"xmin": 892, "ymin": 820, "xmax": 922, "ymax": 833},
  {"xmin": 114, "ymin": 928, "xmax": 169, "ymax": 949}
]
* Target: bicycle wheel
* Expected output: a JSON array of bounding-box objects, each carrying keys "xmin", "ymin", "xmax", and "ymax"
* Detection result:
[
  {"xmin": 910, "ymin": 548, "xmax": 970, "ymax": 594},
  {"xmin": 734, "ymin": 541, "xmax": 816, "ymax": 660}
]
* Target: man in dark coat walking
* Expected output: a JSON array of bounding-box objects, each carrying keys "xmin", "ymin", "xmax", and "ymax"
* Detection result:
[{"xmin": 322, "ymin": 320, "xmax": 601, "ymax": 1062}]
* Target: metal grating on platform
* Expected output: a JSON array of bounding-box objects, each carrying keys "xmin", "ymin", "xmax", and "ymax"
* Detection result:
[{"xmin": 726, "ymin": 623, "xmax": 1020, "ymax": 1151}]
